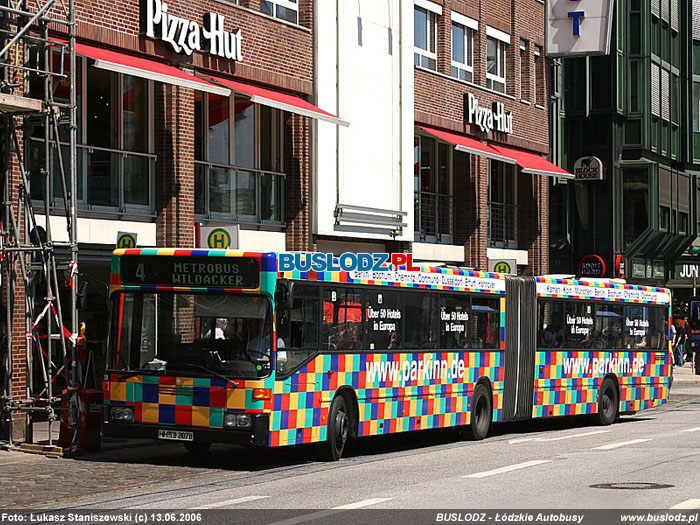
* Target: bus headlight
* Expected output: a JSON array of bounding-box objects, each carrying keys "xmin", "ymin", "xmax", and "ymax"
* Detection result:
[
  {"xmin": 224, "ymin": 413, "xmax": 252, "ymax": 429},
  {"xmin": 110, "ymin": 407, "xmax": 134, "ymax": 422},
  {"xmin": 236, "ymin": 414, "xmax": 252, "ymax": 428}
]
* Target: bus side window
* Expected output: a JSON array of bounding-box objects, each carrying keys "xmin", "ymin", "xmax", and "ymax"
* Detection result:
[
  {"xmin": 595, "ymin": 304, "xmax": 623, "ymax": 349},
  {"xmin": 277, "ymin": 284, "xmax": 319, "ymax": 374},
  {"xmin": 471, "ymin": 298, "xmax": 500, "ymax": 349},
  {"xmin": 322, "ymin": 287, "xmax": 364, "ymax": 351},
  {"xmin": 538, "ymin": 300, "xmax": 564, "ymax": 349},
  {"xmin": 649, "ymin": 306, "xmax": 668, "ymax": 350},
  {"xmin": 404, "ymin": 292, "xmax": 438, "ymax": 350}
]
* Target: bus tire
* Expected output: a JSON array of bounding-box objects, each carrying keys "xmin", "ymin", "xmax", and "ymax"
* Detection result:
[
  {"xmin": 467, "ymin": 383, "xmax": 492, "ymax": 440},
  {"xmin": 596, "ymin": 378, "xmax": 619, "ymax": 426},
  {"xmin": 184, "ymin": 442, "xmax": 211, "ymax": 455},
  {"xmin": 318, "ymin": 395, "xmax": 350, "ymax": 461}
]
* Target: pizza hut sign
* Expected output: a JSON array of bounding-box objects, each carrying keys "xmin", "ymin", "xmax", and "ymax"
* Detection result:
[
  {"xmin": 140, "ymin": 0, "xmax": 243, "ymax": 61},
  {"xmin": 465, "ymin": 93, "xmax": 514, "ymax": 135}
]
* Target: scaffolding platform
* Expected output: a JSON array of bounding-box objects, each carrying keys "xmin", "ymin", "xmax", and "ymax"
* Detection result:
[{"xmin": 0, "ymin": 93, "xmax": 43, "ymax": 114}]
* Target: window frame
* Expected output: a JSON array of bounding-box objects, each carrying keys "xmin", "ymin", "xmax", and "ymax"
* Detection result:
[
  {"xmin": 28, "ymin": 56, "xmax": 156, "ymax": 215},
  {"xmin": 260, "ymin": 0, "xmax": 299, "ymax": 25},
  {"xmin": 486, "ymin": 33, "xmax": 508, "ymax": 93},
  {"xmin": 414, "ymin": 6, "xmax": 438, "ymax": 71},
  {"xmin": 450, "ymin": 15, "xmax": 476, "ymax": 82},
  {"xmin": 194, "ymin": 93, "xmax": 286, "ymax": 225}
]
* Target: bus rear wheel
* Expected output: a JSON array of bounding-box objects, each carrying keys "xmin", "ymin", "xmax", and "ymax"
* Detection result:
[
  {"xmin": 467, "ymin": 384, "xmax": 492, "ymax": 440},
  {"xmin": 318, "ymin": 395, "xmax": 351, "ymax": 461},
  {"xmin": 596, "ymin": 378, "xmax": 619, "ymax": 426}
]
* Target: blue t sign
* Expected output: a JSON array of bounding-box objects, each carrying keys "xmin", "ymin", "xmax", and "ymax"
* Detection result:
[{"xmin": 568, "ymin": 11, "xmax": 585, "ymax": 36}]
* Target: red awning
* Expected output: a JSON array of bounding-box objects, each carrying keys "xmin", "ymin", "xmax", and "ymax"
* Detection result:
[
  {"xmin": 74, "ymin": 42, "xmax": 230, "ymax": 97},
  {"xmin": 491, "ymin": 144, "xmax": 573, "ymax": 179},
  {"xmin": 204, "ymin": 75, "xmax": 349, "ymax": 127},
  {"xmin": 417, "ymin": 125, "xmax": 516, "ymax": 163}
]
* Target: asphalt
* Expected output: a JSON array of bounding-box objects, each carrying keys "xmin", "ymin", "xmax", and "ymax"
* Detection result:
[{"xmin": 2, "ymin": 383, "xmax": 694, "ymax": 513}]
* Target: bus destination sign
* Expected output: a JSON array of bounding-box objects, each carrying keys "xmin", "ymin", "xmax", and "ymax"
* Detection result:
[{"xmin": 120, "ymin": 256, "xmax": 260, "ymax": 289}]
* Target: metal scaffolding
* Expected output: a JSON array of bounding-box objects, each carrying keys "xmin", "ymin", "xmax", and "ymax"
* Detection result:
[{"xmin": 0, "ymin": 0, "xmax": 78, "ymax": 448}]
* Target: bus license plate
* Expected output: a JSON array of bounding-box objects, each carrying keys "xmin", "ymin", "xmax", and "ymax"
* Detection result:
[{"xmin": 158, "ymin": 429, "xmax": 194, "ymax": 442}]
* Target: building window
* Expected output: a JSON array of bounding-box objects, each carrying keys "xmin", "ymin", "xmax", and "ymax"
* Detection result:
[
  {"xmin": 519, "ymin": 39, "xmax": 528, "ymax": 101},
  {"xmin": 194, "ymin": 94, "xmax": 285, "ymax": 225},
  {"xmin": 414, "ymin": 136, "xmax": 453, "ymax": 243},
  {"xmin": 451, "ymin": 17, "xmax": 475, "ymax": 82},
  {"xmin": 534, "ymin": 45, "xmax": 544, "ymax": 106},
  {"xmin": 415, "ymin": 6, "xmax": 438, "ymax": 70},
  {"xmin": 488, "ymin": 161, "xmax": 517, "ymax": 248},
  {"xmin": 486, "ymin": 35, "xmax": 508, "ymax": 93},
  {"xmin": 260, "ymin": 0, "xmax": 298, "ymax": 24},
  {"xmin": 28, "ymin": 58, "xmax": 155, "ymax": 214},
  {"xmin": 693, "ymin": 82, "xmax": 700, "ymax": 131},
  {"xmin": 623, "ymin": 169, "xmax": 649, "ymax": 249}
]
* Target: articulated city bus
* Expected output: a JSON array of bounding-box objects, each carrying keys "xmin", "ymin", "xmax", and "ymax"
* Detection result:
[{"xmin": 103, "ymin": 249, "xmax": 672, "ymax": 460}]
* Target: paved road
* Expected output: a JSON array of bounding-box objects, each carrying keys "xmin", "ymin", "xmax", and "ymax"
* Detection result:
[{"xmin": 3, "ymin": 384, "xmax": 698, "ymax": 512}]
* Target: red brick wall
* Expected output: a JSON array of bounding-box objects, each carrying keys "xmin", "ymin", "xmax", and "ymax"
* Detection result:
[
  {"xmin": 155, "ymin": 82, "xmax": 195, "ymax": 248},
  {"xmin": 49, "ymin": 0, "xmax": 314, "ymax": 94},
  {"xmin": 414, "ymin": 0, "xmax": 549, "ymax": 273}
]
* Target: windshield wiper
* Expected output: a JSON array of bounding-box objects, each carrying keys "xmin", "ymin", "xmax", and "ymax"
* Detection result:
[{"xmin": 176, "ymin": 363, "xmax": 239, "ymax": 388}]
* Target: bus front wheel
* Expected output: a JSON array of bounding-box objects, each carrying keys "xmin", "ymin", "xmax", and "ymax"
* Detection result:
[
  {"xmin": 596, "ymin": 378, "xmax": 619, "ymax": 426},
  {"xmin": 319, "ymin": 395, "xmax": 350, "ymax": 461},
  {"xmin": 467, "ymin": 383, "xmax": 492, "ymax": 440}
]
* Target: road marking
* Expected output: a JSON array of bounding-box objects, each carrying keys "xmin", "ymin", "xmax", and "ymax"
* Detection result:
[
  {"xmin": 670, "ymin": 500, "xmax": 700, "ymax": 510},
  {"xmin": 266, "ymin": 499, "xmax": 393, "ymax": 525},
  {"xmin": 509, "ymin": 430, "xmax": 610, "ymax": 444},
  {"xmin": 462, "ymin": 460, "xmax": 552, "ymax": 479},
  {"xmin": 332, "ymin": 498, "xmax": 393, "ymax": 509},
  {"xmin": 592, "ymin": 439, "xmax": 651, "ymax": 450},
  {"xmin": 681, "ymin": 426, "xmax": 700, "ymax": 433},
  {"xmin": 195, "ymin": 496, "xmax": 269, "ymax": 509}
]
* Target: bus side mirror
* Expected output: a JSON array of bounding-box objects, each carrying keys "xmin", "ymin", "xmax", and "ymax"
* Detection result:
[
  {"xmin": 275, "ymin": 280, "xmax": 294, "ymax": 310},
  {"xmin": 77, "ymin": 281, "xmax": 89, "ymax": 311}
]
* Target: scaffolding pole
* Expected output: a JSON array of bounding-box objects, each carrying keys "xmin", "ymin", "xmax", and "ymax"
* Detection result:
[{"xmin": 0, "ymin": 0, "xmax": 78, "ymax": 450}]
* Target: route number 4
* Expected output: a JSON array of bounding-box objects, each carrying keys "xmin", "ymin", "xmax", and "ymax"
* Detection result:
[{"xmin": 136, "ymin": 263, "xmax": 145, "ymax": 282}]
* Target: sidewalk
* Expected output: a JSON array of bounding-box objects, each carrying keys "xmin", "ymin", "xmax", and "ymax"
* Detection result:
[{"xmin": 673, "ymin": 362, "xmax": 700, "ymax": 384}]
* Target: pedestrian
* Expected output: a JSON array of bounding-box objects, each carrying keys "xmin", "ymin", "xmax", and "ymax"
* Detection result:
[
  {"xmin": 683, "ymin": 317, "xmax": 693, "ymax": 363},
  {"xmin": 673, "ymin": 318, "xmax": 686, "ymax": 367}
]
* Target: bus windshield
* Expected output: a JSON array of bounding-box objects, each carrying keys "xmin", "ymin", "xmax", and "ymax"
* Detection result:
[{"xmin": 109, "ymin": 292, "xmax": 272, "ymax": 378}]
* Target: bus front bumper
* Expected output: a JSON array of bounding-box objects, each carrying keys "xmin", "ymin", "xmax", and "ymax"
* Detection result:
[{"xmin": 103, "ymin": 413, "xmax": 270, "ymax": 447}]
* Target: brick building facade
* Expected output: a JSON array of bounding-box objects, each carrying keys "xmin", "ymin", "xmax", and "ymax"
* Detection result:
[
  {"xmin": 412, "ymin": 0, "xmax": 563, "ymax": 275},
  {"xmin": 2, "ymin": 0, "xmax": 337, "ymax": 441}
]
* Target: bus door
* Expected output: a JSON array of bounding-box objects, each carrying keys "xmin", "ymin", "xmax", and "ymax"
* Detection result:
[{"xmin": 502, "ymin": 276, "xmax": 537, "ymax": 422}]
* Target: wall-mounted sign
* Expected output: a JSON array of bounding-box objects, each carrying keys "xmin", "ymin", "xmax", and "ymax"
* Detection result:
[
  {"xmin": 488, "ymin": 259, "xmax": 517, "ymax": 275},
  {"xmin": 141, "ymin": 0, "xmax": 243, "ymax": 60},
  {"xmin": 630, "ymin": 258, "xmax": 646, "ymax": 279},
  {"xmin": 198, "ymin": 225, "xmax": 239, "ymax": 249},
  {"xmin": 578, "ymin": 254, "xmax": 605, "ymax": 278},
  {"xmin": 674, "ymin": 262, "xmax": 700, "ymax": 281},
  {"xmin": 573, "ymin": 156, "xmax": 604, "ymax": 180},
  {"xmin": 615, "ymin": 254, "xmax": 625, "ymax": 279},
  {"xmin": 465, "ymin": 93, "xmax": 513, "ymax": 135},
  {"xmin": 547, "ymin": 0, "xmax": 614, "ymax": 57},
  {"xmin": 116, "ymin": 231, "xmax": 138, "ymax": 249}
]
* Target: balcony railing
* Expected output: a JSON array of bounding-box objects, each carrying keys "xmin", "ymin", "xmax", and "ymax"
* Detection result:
[
  {"xmin": 414, "ymin": 191, "xmax": 453, "ymax": 242},
  {"xmin": 27, "ymin": 138, "xmax": 156, "ymax": 214},
  {"xmin": 489, "ymin": 201, "xmax": 518, "ymax": 248},
  {"xmin": 194, "ymin": 161, "xmax": 285, "ymax": 225}
]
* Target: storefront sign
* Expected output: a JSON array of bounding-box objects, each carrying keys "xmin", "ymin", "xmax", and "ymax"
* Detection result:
[
  {"xmin": 630, "ymin": 258, "xmax": 646, "ymax": 279},
  {"xmin": 120, "ymin": 255, "xmax": 260, "ymax": 288},
  {"xmin": 573, "ymin": 156, "xmax": 604, "ymax": 180},
  {"xmin": 547, "ymin": 0, "xmax": 614, "ymax": 57},
  {"xmin": 488, "ymin": 259, "xmax": 517, "ymax": 275},
  {"xmin": 141, "ymin": 0, "xmax": 243, "ymax": 60},
  {"xmin": 116, "ymin": 232, "xmax": 138, "ymax": 249},
  {"xmin": 675, "ymin": 262, "xmax": 700, "ymax": 281},
  {"xmin": 578, "ymin": 254, "xmax": 605, "ymax": 278},
  {"xmin": 199, "ymin": 225, "xmax": 239, "ymax": 249},
  {"xmin": 465, "ymin": 93, "xmax": 513, "ymax": 135}
]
